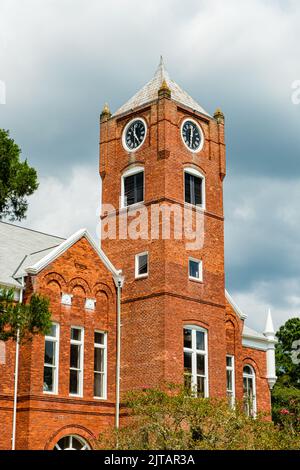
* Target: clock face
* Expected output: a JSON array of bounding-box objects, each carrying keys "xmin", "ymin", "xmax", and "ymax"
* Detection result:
[
  {"xmin": 123, "ymin": 118, "xmax": 147, "ymax": 151},
  {"xmin": 181, "ymin": 119, "xmax": 203, "ymax": 152}
]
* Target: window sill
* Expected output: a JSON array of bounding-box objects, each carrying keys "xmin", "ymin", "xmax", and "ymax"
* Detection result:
[
  {"xmin": 69, "ymin": 393, "xmax": 83, "ymax": 398},
  {"xmin": 184, "ymin": 202, "xmax": 205, "ymax": 212},
  {"xmin": 43, "ymin": 391, "xmax": 58, "ymax": 395},
  {"xmin": 135, "ymin": 274, "xmax": 149, "ymax": 280},
  {"xmin": 189, "ymin": 276, "xmax": 203, "ymax": 283},
  {"xmin": 93, "ymin": 396, "xmax": 107, "ymax": 401},
  {"xmin": 120, "ymin": 201, "xmax": 145, "ymax": 211}
]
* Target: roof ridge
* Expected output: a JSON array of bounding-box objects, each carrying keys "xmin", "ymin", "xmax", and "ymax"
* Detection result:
[{"xmin": 0, "ymin": 220, "xmax": 65, "ymax": 240}]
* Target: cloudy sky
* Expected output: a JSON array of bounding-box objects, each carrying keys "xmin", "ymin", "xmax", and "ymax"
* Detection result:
[{"xmin": 1, "ymin": 0, "xmax": 300, "ymax": 331}]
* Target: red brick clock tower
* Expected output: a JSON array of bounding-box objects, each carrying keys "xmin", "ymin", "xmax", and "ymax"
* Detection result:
[
  {"xmin": 100, "ymin": 58, "xmax": 227, "ymax": 398},
  {"xmin": 0, "ymin": 60, "xmax": 274, "ymax": 451}
]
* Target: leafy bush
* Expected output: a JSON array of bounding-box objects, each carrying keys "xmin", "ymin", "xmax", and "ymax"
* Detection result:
[
  {"xmin": 96, "ymin": 385, "xmax": 300, "ymax": 450},
  {"xmin": 272, "ymin": 317, "xmax": 300, "ymax": 431},
  {"xmin": 272, "ymin": 383, "xmax": 300, "ymax": 433}
]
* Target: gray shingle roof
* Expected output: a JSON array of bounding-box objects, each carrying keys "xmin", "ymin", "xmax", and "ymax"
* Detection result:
[
  {"xmin": 0, "ymin": 221, "xmax": 65, "ymax": 288},
  {"xmin": 113, "ymin": 57, "xmax": 211, "ymax": 118}
]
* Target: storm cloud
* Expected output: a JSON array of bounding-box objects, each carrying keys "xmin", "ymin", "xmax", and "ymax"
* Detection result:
[{"xmin": 1, "ymin": 0, "xmax": 300, "ymax": 331}]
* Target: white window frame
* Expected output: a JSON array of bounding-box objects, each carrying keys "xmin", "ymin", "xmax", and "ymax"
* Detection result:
[
  {"xmin": 135, "ymin": 251, "xmax": 149, "ymax": 279},
  {"xmin": 183, "ymin": 325, "xmax": 209, "ymax": 397},
  {"xmin": 43, "ymin": 323, "xmax": 60, "ymax": 395},
  {"xmin": 121, "ymin": 165, "xmax": 145, "ymax": 209},
  {"xmin": 183, "ymin": 167, "xmax": 206, "ymax": 210},
  {"xmin": 94, "ymin": 331, "xmax": 107, "ymax": 400},
  {"xmin": 243, "ymin": 364, "xmax": 257, "ymax": 418},
  {"xmin": 188, "ymin": 257, "xmax": 203, "ymax": 282},
  {"xmin": 69, "ymin": 326, "xmax": 84, "ymax": 397},
  {"xmin": 226, "ymin": 355, "xmax": 235, "ymax": 408}
]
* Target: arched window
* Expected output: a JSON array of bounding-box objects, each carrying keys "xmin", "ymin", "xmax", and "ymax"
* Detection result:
[
  {"xmin": 184, "ymin": 167, "xmax": 205, "ymax": 209},
  {"xmin": 243, "ymin": 365, "xmax": 256, "ymax": 417},
  {"xmin": 183, "ymin": 325, "xmax": 208, "ymax": 397},
  {"xmin": 121, "ymin": 166, "xmax": 144, "ymax": 208},
  {"xmin": 54, "ymin": 435, "xmax": 90, "ymax": 450}
]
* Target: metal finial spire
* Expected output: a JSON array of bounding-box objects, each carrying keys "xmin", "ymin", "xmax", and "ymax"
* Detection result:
[
  {"xmin": 214, "ymin": 107, "xmax": 225, "ymax": 124},
  {"xmin": 100, "ymin": 102, "xmax": 112, "ymax": 121},
  {"xmin": 158, "ymin": 78, "xmax": 171, "ymax": 98}
]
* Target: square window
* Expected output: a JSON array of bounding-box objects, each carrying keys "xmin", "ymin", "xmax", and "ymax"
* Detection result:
[
  {"xmin": 189, "ymin": 259, "xmax": 202, "ymax": 281},
  {"xmin": 61, "ymin": 293, "xmax": 72, "ymax": 306},
  {"xmin": 85, "ymin": 298, "xmax": 96, "ymax": 310},
  {"xmin": 135, "ymin": 252, "xmax": 148, "ymax": 278}
]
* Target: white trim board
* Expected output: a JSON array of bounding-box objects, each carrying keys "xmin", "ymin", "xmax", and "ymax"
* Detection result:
[
  {"xmin": 225, "ymin": 289, "xmax": 248, "ymax": 320},
  {"xmin": 25, "ymin": 228, "xmax": 122, "ymax": 280}
]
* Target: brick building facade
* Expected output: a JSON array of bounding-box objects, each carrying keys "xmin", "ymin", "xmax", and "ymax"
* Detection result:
[{"xmin": 0, "ymin": 59, "xmax": 276, "ymax": 450}]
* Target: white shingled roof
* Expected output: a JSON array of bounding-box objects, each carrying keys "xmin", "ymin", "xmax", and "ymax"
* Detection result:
[
  {"xmin": 0, "ymin": 221, "xmax": 64, "ymax": 288},
  {"xmin": 113, "ymin": 57, "xmax": 211, "ymax": 118}
]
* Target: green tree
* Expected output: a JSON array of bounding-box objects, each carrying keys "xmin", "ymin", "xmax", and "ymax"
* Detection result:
[
  {"xmin": 0, "ymin": 128, "xmax": 38, "ymax": 221},
  {"xmin": 272, "ymin": 317, "xmax": 300, "ymax": 430},
  {"xmin": 0, "ymin": 288, "xmax": 52, "ymax": 343},
  {"xmin": 275, "ymin": 317, "xmax": 300, "ymax": 387},
  {"xmin": 96, "ymin": 385, "xmax": 300, "ymax": 450}
]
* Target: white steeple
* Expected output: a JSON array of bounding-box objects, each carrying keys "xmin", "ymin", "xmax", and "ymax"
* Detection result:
[
  {"xmin": 264, "ymin": 307, "xmax": 275, "ymax": 338},
  {"xmin": 113, "ymin": 57, "xmax": 211, "ymax": 118},
  {"xmin": 264, "ymin": 308, "xmax": 277, "ymax": 390}
]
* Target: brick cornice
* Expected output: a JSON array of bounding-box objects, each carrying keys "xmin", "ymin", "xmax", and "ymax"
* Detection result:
[
  {"xmin": 14, "ymin": 407, "xmax": 116, "ymax": 417},
  {"xmin": 122, "ymin": 290, "xmax": 225, "ymax": 310},
  {"xmin": 102, "ymin": 196, "xmax": 224, "ymax": 221},
  {"xmin": 0, "ymin": 394, "xmax": 115, "ymax": 407}
]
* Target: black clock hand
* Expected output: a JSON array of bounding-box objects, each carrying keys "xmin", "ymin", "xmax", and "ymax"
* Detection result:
[
  {"xmin": 190, "ymin": 125, "xmax": 193, "ymax": 147},
  {"xmin": 133, "ymin": 125, "xmax": 139, "ymax": 146}
]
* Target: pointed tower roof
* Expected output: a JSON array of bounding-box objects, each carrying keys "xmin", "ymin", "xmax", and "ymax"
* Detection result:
[
  {"xmin": 264, "ymin": 308, "xmax": 275, "ymax": 336},
  {"xmin": 113, "ymin": 57, "xmax": 211, "ymax": 118}
]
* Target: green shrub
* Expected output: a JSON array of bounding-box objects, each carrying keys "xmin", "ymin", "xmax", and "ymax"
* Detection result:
[{"xmin": 96, "ymin": 385, "xmax": 300, "ymax": 450}]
